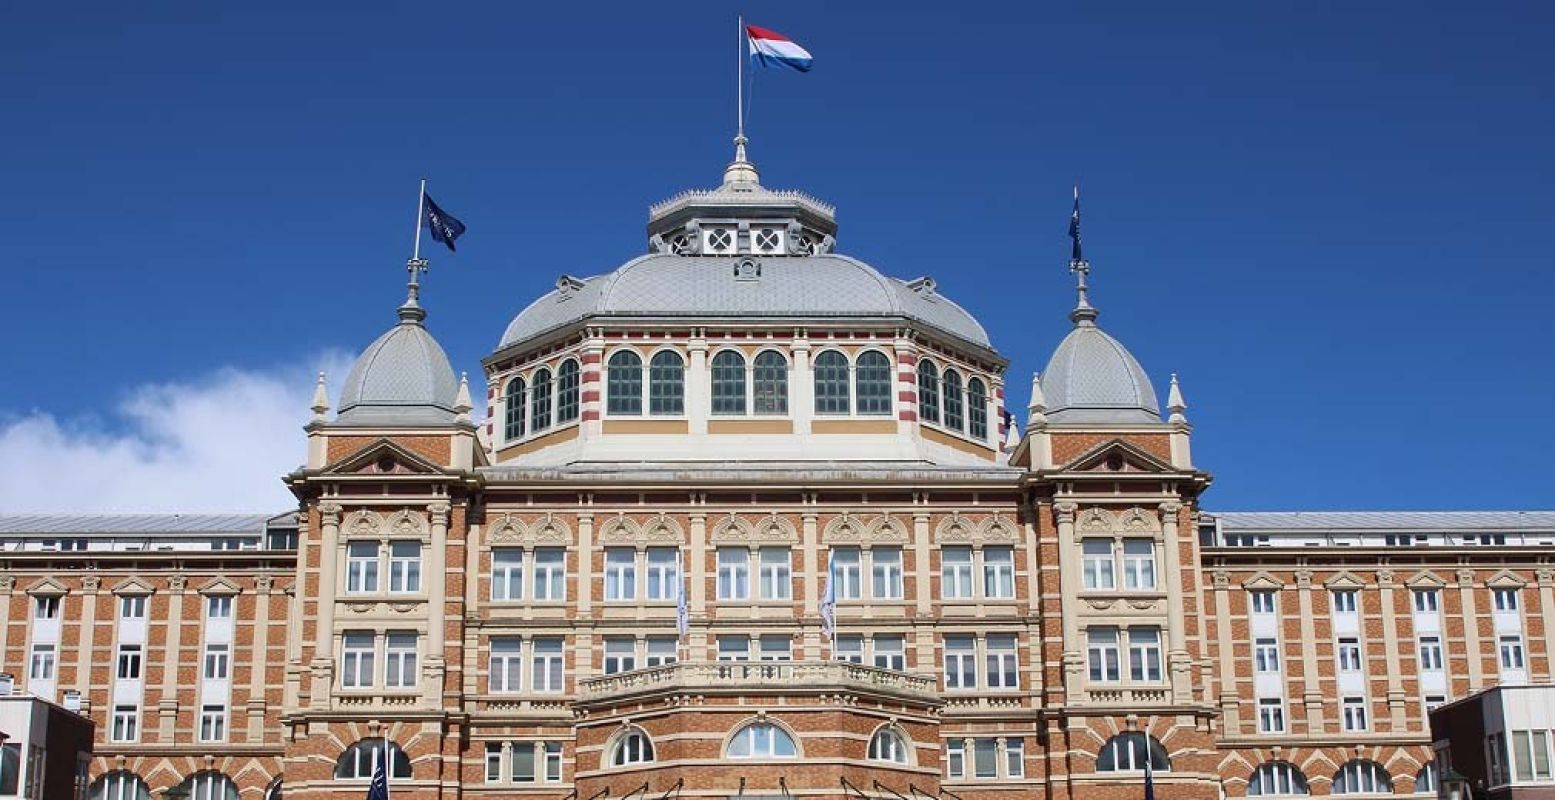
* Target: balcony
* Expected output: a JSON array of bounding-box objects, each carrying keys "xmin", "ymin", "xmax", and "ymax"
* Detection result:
[
  {"xmin": 1085, "ymin": 687, "xmax": 1171, "ymax": 705},
  {"xmin": 578, "ymin": 660, "xmax": 940, "ymax": 706}
]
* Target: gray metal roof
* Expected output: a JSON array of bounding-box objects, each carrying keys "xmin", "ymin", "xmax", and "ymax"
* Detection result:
[
  {"xmin": 1215, "ymin": 511, "xmax": 1555, "ymax": 532},
  {"xmin": 479, "ymin": 460, "xmax": 1020, "ymax": 484},
  {"xmin": 1040, "ymin": 321, "xmax": 1160, "ymax": 424},
  {"xmin": 498, "ymin": 253, "xmax": 992, "ymax": 350},
  {"xmin": 336, "ymin": 315, "xmax": 460, "ymax": 426},
  {"xmin": 0, "ymin": 513, "xmax": 290, "ymax": 535}
]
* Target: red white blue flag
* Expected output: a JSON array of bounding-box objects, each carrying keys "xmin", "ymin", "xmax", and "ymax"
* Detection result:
[{"xmin": 746, "ymin": 25, "xmax": 813, "ymax": 72}]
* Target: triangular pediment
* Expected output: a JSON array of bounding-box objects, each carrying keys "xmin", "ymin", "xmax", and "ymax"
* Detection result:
[
  {"xmin": 1324, "ymin": 571, "xmax": 1367, "ymax": 590},
  {"xmin": 1063, "ymin": 438, "xmax": 1176, "ymax": 474},
  {"xmin": 1405, "ymin": 570, "xmax": 1446, "ymax": 589},
  {"xmin": 323, "ymin": 438, "xmax": 445, "ymax": 476},
  {"xmin": 1486, "ymin": 570, "xmax": 1528, "ymax": 589},
  {"xmin": 26, "ymin": 577, "xmax": 69, "ymax": 596},
  {"xmin": 1242, "ymin": 572, "xmax": 1286, "ymax": 590},
  {"xmin": 113, "ymin": 576, "xmax": 156, "ymax": 596},
  {"xmin": 198, "ymin": 577, "xmax": 242, "ymax": 596}
]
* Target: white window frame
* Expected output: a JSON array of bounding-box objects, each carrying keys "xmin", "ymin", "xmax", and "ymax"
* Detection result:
[
  {"xmin": 1258, "ymin": 698, "xmax": 1286, "ymax": 733},
  {"xmin": 942, "ymin": 546, "xmax": 975, "ymax": 599},
  {"xmin": 340, "ymin": 632, "xmax": 376, "ymax": 689},
  {"xmin": 388, "ymin": 541, "xmax": 422, "ymax": 594},
  {"xmin": 984, "ymin": 634, "xmax": 1019, "ymax": 689},
  {"xmin": 1122, "ymin": 539, "xmax": 1156, "ymax": 590},
  {"xmin": 532, "ymin": 548, "xmax": 566, "ymax": 601},
  {"xmin": 944, "ymin": 635, "xmax": 977, "ymax": 690},
  {"xmin": 203, "ymin": 643, "xmax": 230, "ymax": 680},
  {"xmin": 871, "ymin": 547, "xmax": 903, "ymax": 600},
  {"xmin": 1082, "ymin": 539, "xmax": 1116, "ymax": 590},
  {"xmin": 110, "ymin": 705, "xmax": 139, "ymax": 743},
  {"xmin": 198, "ymin": 705, "xmax": 227, "ymax": 743},
  {"xmin": 758, "ymin": 547, "xmax": 791, "ymax": 601},
  {"xmin": 492, "ymin": 548, "xmax": 526, "ymax": 603},
  {"xmin": 1342, "ymin": 697, "xmax": 1369, "ymax": 732},
  {"xmin": 832, "ymin": 547, "xmax": 862, "ymax": 600},
  {"xmin": 982, "ymin": 546, "xmax": 1015, "ymax": 599},
  {"xmin": 530, "ymin": 638, "xmax": 564, "ymax": 693},
  {"xmin": 384, "ymin": 632, "xmax": 418, "ymax": 688},
  {"xmin": 1254, "ymin": 638, "xmax": 1281, "ymax": 673},
  {"xmin": 604, "ymin": 548, "xmax": 637, "ymax": 601},
  {"xmin": 645, "ymin": 547, "xmax": 679, "ymax": 602},
  {"xmin": 1128, "ymin": 627, "xmax": 1162, "ymax": 682},
  {"xmin": 489, "ymin": 638, "xmax": 523, "ymax": 694},
  {"xmin": 1088, "ymin": 628, "xmax": 1121, "ymax": 682},
  {"xmin": 346, "ymin": 542, "xmax": 380, "ymax": 594},
  {"xmin": 717, "ymin": 548, "xmax": 751, "ymax": 601}
]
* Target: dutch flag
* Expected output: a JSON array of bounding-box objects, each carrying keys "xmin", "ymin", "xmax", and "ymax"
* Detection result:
[{"xmin": 747, "ymin": 24, "xmax": 813, "ymax": 72}]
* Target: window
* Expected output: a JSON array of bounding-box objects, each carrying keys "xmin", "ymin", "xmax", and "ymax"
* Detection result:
[
  {"xmin": 1128, "ymin": 627, "xmax": 1162, "ymax": 681},
  {"xmin": 985, "ymin": 634, "xmax": 1019, "ymax": 689},
  {"xmin": 207, "ymin": 595, "xmax": 233, "ymax": 619},
  {"xmin": 917, "ymin": 360, "xmax": 940, "ymax": 423},
  {"xmin": 384, "ymin": 632, "xmax": 418, "ymax": 688},
  {"xmin": 388, "ymin": 541, "xmax": 421, "ymax": 593},
  {"xmin": 485, "ymin": 743, "xmax": 502, "ymax": 782},
  {"xmin": 198, "ymin": 705, "xmax": 226, "ymax": 742},
  {"xmin": 1413, "ymin": 589, "xmax": 1439, "ymax": 613},
  {"xmin": 180, "ymin": 773, "xmax": 240, "ymax": 800},
  {"xmin": 871, "ymin": 547, "xmax": 903, "ymax": 599},
  {"xmin": 717, "ymin": 634, "xmax": 750, "ymax": 661},
  {"xmin": 645, "ymin": 547, "xmax": 679, "ymax": 601},
  {"xmin": 28, "ymin": 644, "xmax": 55, "ymax": 680},
  {"xmin": 543, "ymin": 741, "xmax": 564, "ymax": 782},
  {"xmin": 489, "ymin": 638, "xmax": 523, "ymax": 693},
  {"xmin": 645, "ymin": 637, "xmax": 677, "ymax": 668},
  {"xmin": 758, "ymin": 547, "xmax": 791, "ymax": 600},
  {"xmin": 1248, "ymin": 762, "xmax": 1310, "ymax": 796},
  {"xmin": 814, "ymin": 351, "xmax": 850, "ymax": 413},
  {"xmin": 1088, "ymin": 628, "xmax": 1121, "ymax": 682},
  {"xmin": 834, "ymin": 635, "xmax": 864, "ymax": 664},
  {"xmin": 203, "ymin": 644, "xmax": 230, "ymax": 680},
  {"xmin": 711, "ymin": 351, "xmax": 747, "ymax": 414},
  {"xmin": 116, "ymin": 644, "xmax": 143, "ymax": 680},
  {"xmin": 1424, "ymin": 695, "xmax": 1446, "ymax": 713},
  {"xmin": 119, "ymin": 595, "xmax": 146, "ymax": 619},
  {"xmin": 1494, "ymin": 588, "xmax": 1519, "ymax": 611},
  {"xmin": 1499, "ymin": 635, "xmax": 1526, "ymax": 670},
  {"xmin": 533, "ymin": 548, "xmax": 565, "ymax": 601},
  {"xmin": 603, "ymin": 638, "xmax": 636, "ymax": 675},
  {"xmin": 1097, "ymin": 733, "xmax": 1170, "ymax": 772},
  {"xmin": 1082, "ymin": 539, "xmax": 1116, "ymax": 589},
  {"xmin": 1006, "ymin": 738, "xmax": 1025, "ymax": 778},
  {"xmin": 759, "ymin": 635, "xmax": 792, "ymax": 662},
  {"xmin": 335, "ymin": 740, "xmax": 412, "ymax": 780},
  {"xmin": 974, "ymin": 739, "xmax": 998, "ymax": 779},
  {"xmin": 1258, "ymin": 698, "xmax": 1286, "ymax": 733},
  {"xmin": 1250, "ymin": 590, "xmax": 1277, "ymax": 614},
  {"xmin": 832, "ymin": 547, "xmax": 862, "ymax": 600},
  {"xmin": 604, "ymin": 548, "xmax": 636, "ymax": 601},
  {"xmin": 983, "ymin": 546, "xmax": 1015, "ymax": 599},
  {"xmin": 90, "ymin": 771, "xmax": 152, "ymax": 800},
  {"xmin": 874, "ymin": 635, "xmax": 906, "ymax": 671},
  {"xmin": 727, "ymin": 723, "xmax": 798, "ymax": 759},
  {"xmin": 942, "ymin": 368, "xmax": 964, "ymax": 431},
  {"xmin": 868, "ymin": 728, "xmax": 909, "ymax": 764},
  {"xmin": 752, "ymin": 350, "xmax": 788, "ymax": 414},
  {"xmin": 341, "ymin": 632, "xmax": 375, "ymax": 688},
  {"xmin": 1416, "ymin": 763, "xmax": 1439, "ymax": 794},
  {"xmin": 33, "ymin": 595, "xmax": 60, "ymax": 620},
  {"xmin": 968, "ymin": 378, "xmax": 988, "ymax": 440},
  {"xmin": 492, "ymin": 549, "xmax": 524, "ymax": 601},
  {"xmin": 607, "ymin": 350, "xmax": 643, "ymax": 415},
  {"xmin": 346, "ymin": 542, "xmax": 380, "ymax": 593},
  {"xmin": 1342, "ymin": 697, "xmax": 1368, "ymax": 731},
  {"xmin": 1332, "ymin": 590, "xmax": 1357, "ymax": 613},
  {"xmin": 1490, "ymin": 733, "xmax": 1509, "ymax": 785},
  {"xmin": 945, "ymin": 635, "xmax": 977, "ymax": 689},
  {"xmin": 111, "ymin": 705, "xmax": 139, "ymax": 742},
  {"xmin": 1512, "ymin": 731, "xmax": 1552, "ymax": 781},
  {"xmin": 612, "ymin": 730, "xmax": 654, "ymax": 766},
  {"xmin": 504, "ymin": 377, "xmax": 526, "ymax": 440},
  {"xmin": 942, "ymin": 546, "xmax": 974, "ymax": 599},
  {"xmin": 1122, "ymin": 539, "xmax": 1156, "ymax": 589},
  {"xmin": 1337, "ymin": 638, "xmax": 1362, "ymax": 672},
  {"xmin": 1417, "ymin": 636, "xmax": 1443, "ymax": 671},
  {"xmin": 1332, "ymin": 760, "xmax": 1390, "ymax": 794},
  {"xmin": 855, "ymin": 351, "xmax": 893, "ymax": 415},
  {"xmin": 556, "ymin": 360, "xmax": 580, "ymax": 423},
  {"xmin": 1254, "ymin": 638, "xmax": 1281, "ymax": 673},
  {"xmin": 648, "ymin": 351, "xmax": 684, "ymax": 415},
  {"xmin": 530, "ymin": 638, "xmax": 564, "ymax": 693},
  {"xmin": 947, "ymin": 739, "xmax": 966, "ymax": 780},
  {"xmin": 530, "ymin": 368, "xmax": 553, "ymax": 431},
  {"xmin": 717, "ymin": 548, "xmax": 750, "ymax": 600}
]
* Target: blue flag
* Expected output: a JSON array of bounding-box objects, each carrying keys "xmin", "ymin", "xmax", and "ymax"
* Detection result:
[
  {"xmin": 1068, "ymin": 186, "xmax": 1083, "ymax": 263},
  {"xmin": 1143, "ymin": 754, "xmax": 1155, "ymax": 800},
  {"xmin": 423, "ymin": 192, "xmax": 466, "ymax": 253},
  {"xmin": 366, "ymin": 743, "xmax": 389, "ymax": 800}
]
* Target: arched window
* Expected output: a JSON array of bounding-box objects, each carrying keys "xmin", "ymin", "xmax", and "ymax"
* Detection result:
[
  {"xmin": 917, "ymin": 360, "xmax": 940, "ymax": 424},
  {"xmin": 711, "ymin": 351, "xmax": 747, "ymax": 415},
  {"xmin": 177, "ymin": 772, "xmax": 239, "ymax": 800},
  {"xmin": 531, "ymin": 368, "xmax": 553, "ymax": 431},
  {"xmin": 1332, "ymin": 760, "xmax": 1391, "ymax": 795},
  {"xmin": 91, "ymin": 772, "xmax": 151, "ymax": 800},
  {"xmin": 727, "ymin": 722, "xmax": 798, "ymax": 759},
  {"xmin": 607, "ymin": 351, "xmax": 643, "ymax": 415},
  {"xmin": 503, "ymin": 377, "xmax": 526, "ymax": 441},
  {"xmin": 1248, "ymin": 762, "xmax": 1310, "ymax": 796},
  {"xmin": 752, "ymin": 351, "xmax": 788, "ymax": 414},
  {"xmin": 1415, "ymin": 763, "xmax": 1437, "ymax": 794},
  {"xmin": 649, "ymin": 351, "xmax": 685, "ymax": 415},
  {"xmin": 611, "ymin": 728, "xmax": 655, "ymax": 766},
  {"xmin": 335, "ymin": 739, "xmax": 413, "ymax": 780},
  {"xmin": 855, "ymin": 351, "xmax": 893, "ymax": 415},
  {"xmin": 813, "ymin": 350, "xmax": 850, "ymax": 414},
  {"xmin": 967, "ymin": 377, "xmax": 988, "ymax": 440},
  {"xmin": 556, "ymin": 360, "xmax": 581, "ymax": 424},
  {"xmin": 867, "ymin": 727, "xmax": 910, "ymax": 764},
  {"xmin": 942, "ymin": 368, "xmax": 964, "ymax": 431},
  {"xmin": 1096, "ymin": 732, "xmax": 1170, "ymax": 772}
]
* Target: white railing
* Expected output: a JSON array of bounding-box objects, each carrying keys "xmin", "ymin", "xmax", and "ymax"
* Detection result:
[{"xmin": 580, "ymin": 660, "xmax": 936, "ymax": 700}]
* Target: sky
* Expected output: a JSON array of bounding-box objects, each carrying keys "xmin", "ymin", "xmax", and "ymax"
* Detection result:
[{"xmin": 1, "ymin": 1, "xmax": 1551, "ymax": 513}]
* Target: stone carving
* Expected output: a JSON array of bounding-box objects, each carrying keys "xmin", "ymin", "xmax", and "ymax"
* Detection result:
[
  {"xmin": 0, "ymin": 576, "xmax": 12, "ymax": 592},
  {"xmin": 981, "ymin": 514, "xmax": 1019, "ymax": 543},
  {"xmin": 488, "ymin": 512, "xmax": 574, "ymax": 546},
  {"xmin": 387, "ymin": 509, "xmax": 429, "ymax": 539},
  {"xmin": 1118, "ymin": 507, "xmax": 1162, "ymax": 534},
  {"xmin": 1076, "ymin": 508, "xmax": 1115, "ymax": 534},
  {"xmin": 348, "ymin": 510, "xmax": 383, "ymax": 539},
  {"xmin": 710, "ymin": 513, "xmax": 798, "ymax": 545}
]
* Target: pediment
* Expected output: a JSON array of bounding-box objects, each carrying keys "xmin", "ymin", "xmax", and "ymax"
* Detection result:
[
  {"xmin": 323, "ymin": 438, "xmax": 445, "ymax": 476},
  {"xmin": 26, "ymin": 577, "xmax": 69, "ymax": 596},
  {"xmin": 1405, "ymin": 570, "xmax": 1446, "ymax": 589},
  {"xmin": 198, "ymin": 577, "xmax": 242, "ymax": 596},
  {"xmin": 1241, "ymin": 572, "xmax": 1286, "ymax": 591},
  {"xmin": 113, "ymin": 576, "xmax": 156, "ymax": 596},
  {"xmin": 1486, "ymin": 570, "xmax": 1528, "ymax": 589},
  {"xmin": 1064, "ymin": 438, "xmax": 1176, "ymax": 474},
  {"xmin": 1324, "ymin": 571, "xmax": 1367, "ymax": 590}
]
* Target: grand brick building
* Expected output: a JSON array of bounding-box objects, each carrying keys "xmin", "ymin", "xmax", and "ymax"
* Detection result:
[{"xmin": 1, "ymin": 144, "xmax": 1551, "ymax": 800}]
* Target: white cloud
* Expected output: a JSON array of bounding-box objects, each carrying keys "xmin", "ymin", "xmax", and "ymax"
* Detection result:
[{"xmin": 0, "ymin": 353, "xmax": 357, "ymax": 513}]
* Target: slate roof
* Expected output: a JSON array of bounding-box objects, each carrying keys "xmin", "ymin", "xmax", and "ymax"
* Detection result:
[
  {"xmin": 1040, "ymin": 322, "xmax": 1160, "ymax": 424},
  {"xmin": 1215, "ymin": 511, "xmax": 1555, "ymax": 532},
  {"xmin": 0, "ymin": 513, "xmax": 293, "ymax": 535},
  {"xmin": 336, "ymin": 316, "xmax": 460, "ymax": 426}
]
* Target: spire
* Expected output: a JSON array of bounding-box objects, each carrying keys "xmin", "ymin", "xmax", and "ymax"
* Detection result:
[
  {"xmin": 1003, "ymin": 415, "xmax": 1021, "ymax": 450},
  {"xmin": 1027, "ymin": 372, "xmax": 1047, "ymax": 426},
  {"xmin": 722, "ymin": 134, "xmax": 761, "ymax": 187},
  {"xmin": 454, "ymin": 372, "xmax": 474, "ymax": 422},
  {"xmin": 310, "ymin": 371, "xmax": 330, "ymax": 422},
  {"xmin": 1167, "ymin": 373, "xmax": 1188, "ymax": 425},
  {"xmin": 1067, "ymin": 185, "xmax": 1097, "ymax": 326},
  {"xmin": 399, "ymin": 258, "xmax": 429, "ymax": 323}
]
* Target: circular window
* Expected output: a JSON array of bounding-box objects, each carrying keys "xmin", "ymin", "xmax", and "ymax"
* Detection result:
[
  {"xmin": 708, "ymin": 229, "xmax": 733, "ymax": 251},
  {"xmin": 755, "ymin": 229, "xmax": 780, "ymax": 251}
]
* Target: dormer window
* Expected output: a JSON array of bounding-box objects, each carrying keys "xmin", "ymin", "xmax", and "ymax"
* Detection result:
[
  {"xmin": 754, "ymin": 228, "xmax": 783, "ymax": 252},
  {"xmin": 706, "ymin": 228, "xmax": 734, "ymax": 253}
]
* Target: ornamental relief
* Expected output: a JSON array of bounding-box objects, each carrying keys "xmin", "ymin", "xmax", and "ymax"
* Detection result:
[
  {"xmin": 710, "ymin": 513, "xmax": 799, "ymax": 545},
  {"xmin": 933, "ymin": 512, "xmax": 1020, "ymax": 545},
  {"xmin": 344, "ymin": 509, "xmax": 432, "ymax": 542},
  {"xmin": 599, "ymin": 513, "xmax": 685, "ymax": 547},
  {"xmin": 1075, "ymin": 506, "xmax": 1162, "ymax": 536},
  {"xmin": 486, "ymin": 512, "xmax": 573, "ymax": 546},
  {"xmin": 821, "ymin": 513, "xmax": 909, "ymax": 546}
]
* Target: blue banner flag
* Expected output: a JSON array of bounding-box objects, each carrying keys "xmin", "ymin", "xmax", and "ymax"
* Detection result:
[
  {"xmin": 423, "ymin": 192, "xmax": 466, "ymax": 253},
  {"xmin": 366, "ymin": 742, "xmax": 389, "ymax": 800}
]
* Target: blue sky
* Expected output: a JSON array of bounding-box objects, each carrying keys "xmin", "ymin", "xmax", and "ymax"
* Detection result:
[{"xmin": 1, "ymin": 1, "xmax": 1551, "ymax": 511}]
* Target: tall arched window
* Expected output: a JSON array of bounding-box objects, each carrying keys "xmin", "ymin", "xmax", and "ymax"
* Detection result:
[
  {"xmin": 1332, "ymin": 760, "xmax": 1391, "ymax": 795},
  {"xmin": 649, "ymin": 351, "xmax": 685, "ymax": 415},
  {"xmin": 91, "ymin": 772, "xmax": 151, "ymax": 800},
  {"xmin": 813, "ymin": 350, "xmax": 850, "ymax": 414},
  {"xmin": 177, "ymin": 772, "xmax": 240, "ymax": 800},
  {"xmin": 607, "ymin": 351, "xmax": 643, "ymax": 415},
  {"xmin": 942, "ymin": 368, "xmax": 964, "ymax": 431},
  {"xmin": 711, "ymin": 351, "xmax": 747, "ymax": 415},
  {"xmin": 752, "ymin": 351, "xmax": 788, "ymax": 414},
  {"xmin": 556, "ymin": 359, "xmax": 580, "ymax": 424},
  {"xmin": 1415, "ymin": 764, "xmax": 1437, "ymax": 794},
  {"xmin": 967, "ymin": 377, "xmax": 988, "ymax": 440},
  {"xmin": 1096, "ymin": 732, "xmax": 1170, "ymax": 772},
  {"xmin": 867, "ymin": 727, "xmax": 910, "ymax": 764},
  {"xmin": 611, "ymin": 729, "xmax": 655, "ymax": 766},
  {"xmin": 335, "ymin": 739, "xmax": 413, "ymax": 780},
  {"xmin": 727, "ymin": 722, "xmax": 798, "ymax": 758},
  {"xmin": 530, "ymin": 368, "xmax": 553, "ymax": 431},
  {"xmin": 855, "ymin": 351, "xmax": 893, "ymax": 415},
  {"xmin": 503, "ymin": 378, "xmax": 526, "ymax": 441},
  {"xmin": 1248, "ymin": 762, "xmax": 1310, "ymax": 796},
  {"xmin": 917, "ymin": 360, "xmax": 940, "ymax": 423}
]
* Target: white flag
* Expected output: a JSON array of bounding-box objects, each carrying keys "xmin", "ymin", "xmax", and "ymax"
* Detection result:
[
  {"xmin": 675, "ymin": 551, "xmax": 690, "ymax": 637},
  {"xmin": 820, "ymin": 550, "xmax": 837, "ymax": 641}
]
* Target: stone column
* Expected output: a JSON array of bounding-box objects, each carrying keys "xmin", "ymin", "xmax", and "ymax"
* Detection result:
[
  {"xmin": 425, "ymin": 502, "xmax": 450, "ymax": 707},
  {"xmin": 248, "ymin": 576, "xmax": 274, "ymax": 741},
  {"xmin": 311, "ymin": 502, "xmax": 342, "ymax": 708},
  {"xmin": 689, "ymin": 507, "xmax": 708, "ymax": 658},
  {"xmin": 1538, "ymin": 569, "xmax": 1555, "ymax": 684},
  {"xmin": 1376, "ymin": 569, "xmax": 1407, "ymax": 729},
  {"xmin": 802, "ymin": 507, "xmax": 820, "ymax": 655},
  {"xmin": 581, "ymin": 330, "xmax": 606, "ymax": 437},
  {"xmin": 893, "ymin": 333, "xmax": 916, "ymax": 435},
  {"xmin": 1211, "ymin": 571, "xmax": 1239, "ymax": 730},
  {"xmin": 1295, "ymin": 569, "xmax": 1324, "ymax": 731},
  {"xmin": 577, "ymin": 512, "xmax": 595, "ymax": 616},
  {"xmin": 792, "ymin": 331, "xmax": 813, "ymax": 435},
  {"xmin": 74, "ymin": 576, "xmax": 101, "ymax": 714},
  {"xmin": 688, "ymin": 330, "xmax": 709, "ymax": 435},
  {"xmin": 1159, "ymin": 502, "xmax": 1192, "ymax": 703},
  {"xmin": 160, "ymin": 577, "xmax": 186, "ymax": 742},
  {"xmin": 1458, "ymin": 569, "xmax": 1484, "ymax": 691},
  {"xmin": 1054, "ymin": 502, "xmax": 1085, "ymax": 700}
]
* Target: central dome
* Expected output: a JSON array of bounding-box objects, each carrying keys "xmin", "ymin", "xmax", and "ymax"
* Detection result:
[{"xmin": 1040, "ymin": 322, "xmax": 1160, "ymax": 424}]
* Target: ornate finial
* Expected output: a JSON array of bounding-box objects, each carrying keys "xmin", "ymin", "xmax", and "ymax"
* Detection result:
[
  {"xmin": 1167, "ymin": 373, "xmax": 1188, "ymax": 424},
  {"xmin": 454, "ymin": 372, "xmax": 473, "ymax": 422},
  {"xmin": 723, "ymin": 134, "xmax": 761, "ymax": 187},
  {"xmin": 310, "ymin": 372, "xmax": 330, "ymax": 422},
  {"xmin": 1003, "ymin": 413, "xmax": 1021, "ymax": 450},
  {"xmin": 1068, "ymin": 185, "xmax": 1097, "ymax": 326},
  {"xmin": 1028, "ymin": 371, "xmax": 1047, "ymax": 425},
  {"xmin": 400, "ymin": 258, "xmax": 429, "ymax": 323}
]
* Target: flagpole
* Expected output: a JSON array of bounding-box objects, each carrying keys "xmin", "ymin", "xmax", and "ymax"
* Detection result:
[
  {"xmin": 736, "ymin": 14, "xmax": 744, "ymax": 139},
  {"xmin": 412, "ymin": 178, "xmax": 426, "ymax": 262}
]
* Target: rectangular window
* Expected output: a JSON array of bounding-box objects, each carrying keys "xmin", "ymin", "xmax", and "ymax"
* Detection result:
[
  {"xmin": 983, "ymin": 546, "xmax": 1015, "ymax": 599},
  {"xmin": 341, "ymin": 632, "xmax": 375, "ymax": 688},
  {"xmin": 1418, "ymin": 636, "xmax": 1444, "ymax": 671},
  {"xmin": 1258, "ymin": 698, "xmax": 1286, "ymax": 733},
  {"xmin": 1342, "ymin": 696, "xmax": 1368, "ymax": 731},
  {"xmin": 1332, "ymin": 590, "xmax": 1357, "ymax": 613},
  {"xmin": 198, "ymin": 705, "xmax": 226, "ymax": 742},
  {"xmin": 116, "ymin": 644, "xmax": 143, "ymax": 680},
  {"xmin": 1254, "ymin": 638, "xmax": 1281, "ymax": 673},
  {"xmin": 1489, "ymin": 733, "xmax": 1507, "ymax": 785},
  {"xmin": 119, "ymin": 595, "xmax": 146, "ymax": 619},
  {"xmin": 1499, "ymin": 635, "xmax": 1526, "ymax": 670},
  {"xmin": 533, "ymin": 548, "xmax": 566, "ymax": 601},
  {"xmin": 1128, "ymin": 627, "xmax": 1162, "ymax": 682},
  {"xmin": 1088, "ymin": 628, "xmax": 1121, "ymax": 682},
  {"xmin": 485, "ymin": 743, "xmax": 502, "ymax": 783},
  {"xmin": 834, "ymin": 634, "xmax": 864, "ymax": 664},
  {"xmin": 1337, "ymin": 637, "xmax": 1362, "ymax": 672},
  {"xmin": 944, "ymin": 635, "xmax": 977, "ymax": 689},
  {"xmin": 530, "ymin": 638, "xmax": 564, "ymax": 693},
  {"xmin": 489, "ymin": 638, "xmax": 523, "ymax": 693},
  {"xmin": 942, "ymin": 546, "xmax": 974, "ymax": 599},
  {"xmin": 544, "ymin": 741, "xmax": 563, "ymax": 782},
  {"xmin": 1082, "ymin": 539, "xmax": 1115, "ymax": 590},
  {"xmin": 346, "ymin": 542, "xmax": 380, "ymax": 593},
  {"xmin": 871, "ymin": 547, "xmax": 903, "ymax": 600},
  {"xmin": 1424, "ymin": 695, "xmax": 1447, "ymax": 713},
  {"xmin": 974, "ymin": 738, "xmax": 998, "ymax": 779},
  {"xmin": 207, "ymin": 595, "xmax": 233, "ymax": 619},
  {"xmin": 33, "ymin": 595, "xmax": 60, "ymax": 620},
  {"xmin": 644, "ymin": 637, "xmax": 677, "ymax": 668},
  {"xmin": 874, "ymin": 635, "xmax": 906, "ymax": 671},
  {"xmin": 1494, "ymin": 588, "xmax": 1519, "ymax": 612},
  {"xmin": 1122, "ymin": 539, "xmax": 1156, "ymax": 590},
  {"xmin": 28, "ymin": 644, "xmax": 55, "ymax": 680},
  {"xmin": 717, "ymin": 548, "xmax": 750, "ymax": 601},
  {"xmin": 1250, "ymin": 590, "xmax": 1276, "ymax": 614},
  {"xmin": 985, "ymin": 634, "xmax": 1019, "ymax": 689},
  {"xmin": 384, "ymin": 632, "xmax": 418, "ymax": 688},
  {"xmin": 1512, "ymin": 730, "xmax": 1552, "ymax": 781},
  {"xmin": 388, "ymin": 541, "xmax": 422, "ymax": 593},
  {"xmin": 947, "ymin": 739, "xmax": 965, "ymax": 780},
  {"xmin": 1005, "ymin": 737, "xmax": 1025, "ymax": 779},
  {"xmin": 203, "ymin": 644, "xmax": 230, "ymax": 680},
  {"xmin": 832, "ymin": 547, "xmax": 862, "ymax": 600},
  {"xmin": 759, "ymin": 547, "xmax": 791, "ymax": 600},
  {"xmin": 110, "ymin": 706, "xmax": 138, "ymax": 742},
  {"xmin": 0, "ymin": 744, "xmax": 16, "ymax": 796},
  {"xmin": 513, "ymin": 741, "xmax": 537, "ymax": 783},
  {"xmin": 759, "ymin": 635, "xmax": 792, "ymax": 662},
  {"xmin": 603, "ymin": 637, "xmax": 637, "ymax": 675},
  {"xmin": 1413, "ymin": 589, "xmax": 1439, "ymax": 613},
  {"xmin": 717, "ymin": 634, "xmax": 750, "ymax": 661},
  {"xmin": 645, "ymin": 547, "xmax": 679, "ymax": 601},
  {"xmin": 604, "ymin": 548, "xmax": 636, "ymax": 601}
]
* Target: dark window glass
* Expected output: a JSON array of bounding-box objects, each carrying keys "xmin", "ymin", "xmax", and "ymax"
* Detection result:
[
  {"xmin": 917, "ymin": 360, "xmax": 940, "ymax": 423},
  {"xmin": 530, "ymin": 368, "xmax": 552, "ymax": 431},
  {"xmin": 503, "ymin": 378, "xmax": 525, "ymax": 440},
  {"xmin": 813, "ymin": 351, "xmax": 850, "ymax": 414},
  {"xmin": 968, "ymin": 377, "xmax": 988, "ymax": 440},
  {"xmin": 752, "ymin": 351, "xmax": 788, "ymax": 414},
  {"xmin": 855, "ymin": 351, "xmax": 893, "ymax": 415},
  {"xmin": 607, "ymin": 351, "xmax": 643, "ymax": 415},
  {"xmin": 556, "ymin": 360, "xmax": 580, "ymax": 423},
  {"xmin": 649, "ymin": 351, "xmax": 685, "ymax": 415},
  {"xmin": 942, "ymin": 368, "xmax": 964, "ymax": 431},
  {"xmin": 711, "ymin": 351, "xmax": 747, "ymax": 415}
]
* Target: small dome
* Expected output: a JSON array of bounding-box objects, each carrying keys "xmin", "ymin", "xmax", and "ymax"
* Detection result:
[
  {"xmin": 336, "ymin": 313, "xmax": 460, "ymax": 426},
  {"xmin": 1040, "ymin": 322, "xmax": 1160, "ymax": 424}
]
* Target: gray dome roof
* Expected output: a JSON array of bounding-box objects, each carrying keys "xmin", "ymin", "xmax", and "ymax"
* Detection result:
[
  {"xmin": 336, "ymin": 314, "xmax": 460, "ymax": 426},
  {"xmin": 1040, "ymin": 322, "xmax": 1160, "ymax": 424},
  {"xmin": 498, "ymin": 253, "xmax": 990, "ymax": 349}
]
